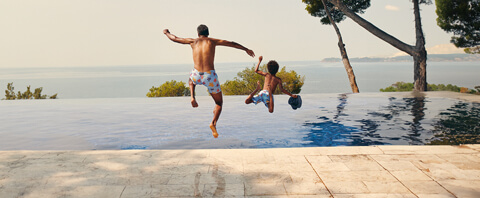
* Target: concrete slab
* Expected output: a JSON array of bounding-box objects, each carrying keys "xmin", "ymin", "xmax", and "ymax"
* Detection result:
[{"xmin": 0, "ymin": 145, "xmax": 479, "ymax": 197}]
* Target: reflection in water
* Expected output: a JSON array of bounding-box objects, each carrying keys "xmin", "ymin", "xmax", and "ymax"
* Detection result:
[
  {"xmin": 303, "ymin": 94, "xmax": 479, "ymax": 146},
  {"xmin": 429, "ymin": 101, "xmax": 480, "ymax": 145}
]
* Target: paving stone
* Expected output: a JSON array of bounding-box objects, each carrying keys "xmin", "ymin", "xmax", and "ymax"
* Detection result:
[
  {"xmin": 287, "ymin": 171, "xmax": 323, "ymax": 184},
  {"xmin": 437, "ymin": 180, "xmax": 480, "ymax": 198},
  {"xmin": 363, "ymin": 181, "xmax": 411, "ymax": 193},
  {"xmin": 244, "ymin": 182, "xmax": 287, "ymax": 196},
  {"xmin": 326, "ymin": 181, "xmax": 370, "ymax": 194},
  {"xmin": 402, "ymin": 180, "xmax": 451, "ymax": 195},
  {"xmin": 284, "ymin": 182, "xmax": 330, "ymax": 195},
  {"xmin": 415, "ymin": 194, "xmax": 456, "ymax": 198},
  {"xmin": 317, "ymin": 171, "xmax": 397, "ymax": 182},
  {"xmin": 376, "ymin": 161, "xmax": 419, "ymax": 171},
  {"xmin": 305, "ymin": 155, "xmax": 332, "ymax": 163},
  {"xmin": 243, "ymin": 172, "xmax": 292, "ymax": 184},
  {"xmin": 378, "ymin": 145, "xmax": 477, "ymax": 155},
  {"xmin": 334, "ymin": 194, "xmax": 416, "ymax": 198},
  {"xmin": 202, "ymin": 183, "xmax": 244, "ymax": 196},
  {"xmin": 310, "ymin": 162, "xmax": 351, "ymax": 172},
  {"xmin": 390, "ymin": 170, "xmax": 432, "ymax": 181}
]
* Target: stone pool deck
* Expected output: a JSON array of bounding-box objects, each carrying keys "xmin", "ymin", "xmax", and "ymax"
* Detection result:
[{"xmin": 1, "ymin": 145, "xmax": 479, "ymax": 198}]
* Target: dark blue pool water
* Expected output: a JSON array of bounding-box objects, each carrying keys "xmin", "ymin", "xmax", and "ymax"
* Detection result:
[{"xmin": 0, "ymin": 93, "xmax": 478, "ymax": 150}]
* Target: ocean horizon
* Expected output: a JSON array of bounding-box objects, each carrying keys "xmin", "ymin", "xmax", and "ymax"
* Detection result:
[{"xmin": 1, "ymin": 61, "xmax": 479, "ymax": 99}]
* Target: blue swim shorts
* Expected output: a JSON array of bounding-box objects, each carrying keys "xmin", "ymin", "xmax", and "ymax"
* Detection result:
[{"xmin": 189, "ymin": 69, "xmax": 222, "ymax": 94}]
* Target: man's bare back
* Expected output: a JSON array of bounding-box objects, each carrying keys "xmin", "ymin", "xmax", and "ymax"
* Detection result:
[{"xmin": 191, "ymin": 37, "xmax": 217, "ymax": 72}]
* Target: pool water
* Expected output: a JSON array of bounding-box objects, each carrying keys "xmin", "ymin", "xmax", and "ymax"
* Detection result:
[{"xmin": 0, "ymin": 93, "xmax": 478, "ymax": 150}]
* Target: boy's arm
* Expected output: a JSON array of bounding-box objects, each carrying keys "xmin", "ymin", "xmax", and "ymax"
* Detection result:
[
  {"xmin": 214, "ymin": 39, "xmax": 255, "ymax": 57},
  {"xmin": 278, "ymin": 79, "xmax": 298, "ymax": 98},
  {"xmin": 255, "ymin": 56, "xmax": 267, "ymax": 76},
  {"xmin": 163, "ymin": 29, "xmax": 194, "ymax": 44}
]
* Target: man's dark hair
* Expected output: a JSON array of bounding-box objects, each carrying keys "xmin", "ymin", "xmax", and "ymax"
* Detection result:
[
  {"xmin": 197, "ymin": 24, "xmax": 209, "ymax": 36},
  {"xmin": 267, "ymin": 60, "xmax": 279, "ymax": 75}
]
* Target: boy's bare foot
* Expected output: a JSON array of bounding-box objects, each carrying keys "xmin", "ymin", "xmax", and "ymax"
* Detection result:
[
  {"xmin": 210, "ymin": 124, "xmax": 219, "ymax": 138},
  {"xmin": 191, "ymin": 98, "xmax": 198, "ymax": 108}
]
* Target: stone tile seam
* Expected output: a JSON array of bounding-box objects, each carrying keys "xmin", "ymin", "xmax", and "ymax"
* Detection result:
[
  {"xmin": 303, "ymin": 155, "xmax": 333, "ymax": 197},
  {"xmin": 416, "ymin": 154, "xmax": 459, "ymax": 198},
  {"xmin": 369, "ymin": 154, "xmax": 419, "ymax": 198}
]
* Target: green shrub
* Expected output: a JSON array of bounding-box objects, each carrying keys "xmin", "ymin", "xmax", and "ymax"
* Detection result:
[
  {"xmin": 3, "ymin": 83, "xmax": 57, "ymax": 100},
  {"xmin": 147, "ymin": 80, "xmax": 190, "ymax": 97},
  {"xmin": 379, "ymin": 82, "xmax": 414, "ymax": 92},
  {"xmin": 380, "ymin": 82, "xmax": 477, "ymax": 94},
  {"xmin": 221, "ymin": 64, "xmax": 305, "ymax": 95}
]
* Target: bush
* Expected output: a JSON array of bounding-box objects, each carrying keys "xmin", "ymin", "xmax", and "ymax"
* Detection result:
[
  {"xmin": 221, "ymin": 64, "xmax": 305, "ymax": 95},
  {"xmin": 147, "ymin": 80, "xmax": 190, "ymax": 97},
  {"xmin": 380, "ymin": 82, "xmax": 477, "ymax": 94},
  {"xmin": 379, "ymin": 82, "xmax": 414, "ymax": 92},
  {"xmin": 3, "ymin": 83, "xmax": 57, "ymax": 100}
]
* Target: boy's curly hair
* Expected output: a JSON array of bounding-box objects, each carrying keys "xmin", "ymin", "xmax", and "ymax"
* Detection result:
[{"xmin": 267, "ymin": 60, "xmax": 279, "ymax": 75}]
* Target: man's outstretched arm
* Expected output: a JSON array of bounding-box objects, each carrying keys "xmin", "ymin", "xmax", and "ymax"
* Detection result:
[
  {"xmin": 163, "ymin": 29, "xmax": 194, "ymax": 44},
  {"xmin": 214, "ymin": 39, "xmax": 255, "ymax": 57}
]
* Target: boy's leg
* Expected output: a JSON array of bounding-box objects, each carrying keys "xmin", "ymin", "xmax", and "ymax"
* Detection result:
[
  {"xmin": 209, "ymin": 92, "xmax": 223, "ymax": 138},
  {"xmin": 245, "ymin": 81, "xmax": 262, "ymax": 104},
  {"xmin": 188, "ymin": 78, "xmax": 198, "ymax": 108},
  {"xmin": 268, "ymin": 94, "xmax": 274, "ymax": 113}
]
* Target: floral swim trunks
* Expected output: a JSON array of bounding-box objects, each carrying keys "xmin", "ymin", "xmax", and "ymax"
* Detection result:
[
  {"xmin": 252, "ymin": 90, "xmax": 273, "ymax": 108},
  {"xmin": 189, "ymin": 69, "xmax": 221, "ymax": 94}
]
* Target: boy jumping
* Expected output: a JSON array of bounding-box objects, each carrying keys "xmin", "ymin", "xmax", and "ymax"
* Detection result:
[{"xmin": 245, "ymin": 56, "xmax": 298, "ymax": 113}]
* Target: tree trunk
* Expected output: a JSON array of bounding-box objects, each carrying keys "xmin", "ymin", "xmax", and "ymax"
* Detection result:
[
  {"xmin": 329, "ymin": 0, "xmax": 428, "ymax": 91},
  {"xmin": 413, "ymin": 0, "xmax": 428, "ymax": 91},
  {"xmin": 321, "ymin": 0, "xmax": 359, "ymax": 93}
]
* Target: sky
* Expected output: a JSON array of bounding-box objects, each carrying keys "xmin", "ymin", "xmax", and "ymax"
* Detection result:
[{"xmin": 0, "ymin": 0, "xmax": 465, "ymax": 68}]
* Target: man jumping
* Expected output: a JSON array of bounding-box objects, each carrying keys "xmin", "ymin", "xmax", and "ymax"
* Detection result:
[{"xmin": 163, "ymin": 24, "xmax": 255, "ymax": 138}]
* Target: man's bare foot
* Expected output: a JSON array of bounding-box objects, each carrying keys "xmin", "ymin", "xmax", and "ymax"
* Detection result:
[
  {"xmin": 191, "ymin": 98, "xmax": 198, "ymax": 108},
  {"xmin": 210, "ymin": 124, "xmax": 218, "ymax": 138}
]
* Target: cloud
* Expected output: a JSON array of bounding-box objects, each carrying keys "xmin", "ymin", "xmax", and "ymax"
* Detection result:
[
  {"xmin": 389, "ymin": 44, "xmax": 464, "ymax": 57},
  {"xmin": 385, "ymin": 5, "xmax": 400, "ymax": 11},
  {"xmin": 427, "ymin": 43, "xmax": 464, "ymax": 54}
]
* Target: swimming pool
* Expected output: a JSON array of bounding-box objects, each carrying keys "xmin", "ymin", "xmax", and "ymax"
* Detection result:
[{"xmin": 0, "ymin": 92, "xmax": 478, "ymax": 150}]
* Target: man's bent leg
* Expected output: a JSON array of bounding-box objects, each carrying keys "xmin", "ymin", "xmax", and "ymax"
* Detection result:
[
  {"xmin": 189, "ymin": 78, "xmax": 198, "ymax": 108},
  {"xmin": 210, "ymin": 92, "xmax": 223, "ymax": 138}
]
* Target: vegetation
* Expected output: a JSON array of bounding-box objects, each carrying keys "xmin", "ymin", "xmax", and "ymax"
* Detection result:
[
  {"xmin": 435, "ymin": 0, "xmax": 480, "ymax": 54},
  {"xmin": 325, "ymin": 0, "xmax": 431, "ymax": 91},
  {"xmin": 380, "ymin": 82, "xmax": 480, "ymax": 94},
  {"xmin": 3, "ymin": 83, "xmax": 57, "ymax": 100},
  {"xmin": 221, "ymin": 64, "xmax": 305, "ymax": 95},
  {"xmin": 147, "ymin": 80, "xmax": 190, "ymax": 97},
  {"xmin": 302, "ymin": 0, "xmax": 367, "ymax": 93}
]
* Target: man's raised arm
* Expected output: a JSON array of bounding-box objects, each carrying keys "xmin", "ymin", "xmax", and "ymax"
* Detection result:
[
  {"xmin": 214, "ymin": 39, "xmax": 255, "ymax": 57},
  {"xmin": 163, "ymin": 29, "xmax": 194, "ymax": 44}
]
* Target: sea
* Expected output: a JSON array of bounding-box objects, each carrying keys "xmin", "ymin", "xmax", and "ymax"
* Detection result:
[{"xmin": 0, "ymin": 61, "xmax": 479, "ymax": 99}]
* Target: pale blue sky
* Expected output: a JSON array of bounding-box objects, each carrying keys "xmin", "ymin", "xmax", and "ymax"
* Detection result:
[{"xmin": 0, "ymin": 0, "xmax": 463, "ymax": 68}]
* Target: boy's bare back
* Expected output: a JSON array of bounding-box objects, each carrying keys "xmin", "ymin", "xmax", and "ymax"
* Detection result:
[{"xmin": 262, "ymin": 73, "xmax": 282, "ymax": 94}]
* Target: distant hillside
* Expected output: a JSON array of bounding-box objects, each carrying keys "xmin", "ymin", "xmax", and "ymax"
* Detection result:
[{"xmin": 322, "ymin": 54, "xmax": 480, "ymax": 63}]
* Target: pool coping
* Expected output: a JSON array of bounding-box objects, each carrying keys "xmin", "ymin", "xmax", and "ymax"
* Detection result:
[{"xmin": 1, "ymin": 144, "xmax": 479, "ymax": 197}]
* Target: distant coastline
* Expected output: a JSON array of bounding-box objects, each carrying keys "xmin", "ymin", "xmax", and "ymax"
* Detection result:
[{"xmin": 322, "ymin": 53, "xmax": 480, "ymax": 63}]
